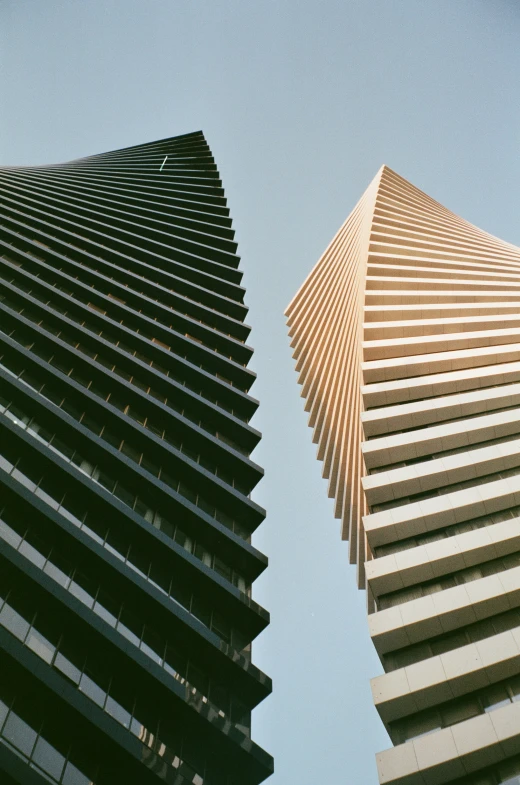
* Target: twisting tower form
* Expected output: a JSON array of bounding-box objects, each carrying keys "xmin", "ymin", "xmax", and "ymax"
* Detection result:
[
  {"xmin": 0, "ymin": 131, "xmax": 272, "ymax": 785},
  {"xmin": 287, "ymin": 166, "xmax": 520, "ymax": 785}
]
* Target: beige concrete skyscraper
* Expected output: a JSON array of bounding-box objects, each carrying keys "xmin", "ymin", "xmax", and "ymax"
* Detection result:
[{"xmin": 286, "ymin": 167, "xmax": 520, "ymax": 785}]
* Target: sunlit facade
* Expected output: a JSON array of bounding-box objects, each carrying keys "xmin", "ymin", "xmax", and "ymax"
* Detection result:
[
  {"xmin": 0, "ymin": 131, "xmax": 272, "ymax": 785},
  {"xmin": 287, "ymin": 166, "xmax": 520, "ymax": 785}
]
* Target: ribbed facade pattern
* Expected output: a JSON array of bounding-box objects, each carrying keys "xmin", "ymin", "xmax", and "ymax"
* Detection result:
[
  {"xmin": 286, "ymin": 166, "xmax": 520, "ymax": 784},
  {"xmin": 0, "ymin": 131, "xmax": 272, "ymax": 785}
]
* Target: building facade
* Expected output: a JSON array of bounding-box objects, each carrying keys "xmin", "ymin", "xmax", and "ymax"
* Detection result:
[
  {"xmin": 0, "ymin": 131, "xmax": 272, "ymax": 785},
  {"xmin": 286, "ymin": 166, "xmax": 520, "ymax": 785}
]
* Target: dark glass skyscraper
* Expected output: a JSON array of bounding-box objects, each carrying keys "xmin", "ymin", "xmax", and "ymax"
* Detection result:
[{"xmin": 0, "ymin": 131, "xmax": 272, "ymax": 785}]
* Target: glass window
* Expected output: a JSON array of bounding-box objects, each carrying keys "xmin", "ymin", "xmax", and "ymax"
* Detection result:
[
  {"xmin": 100, "ymin": 427, "xmax": 122, "ymax": 450},
  {"xmin": 26, "ymin": 627, "xmax": 55, "ymax": 664},
  {"xmin": 510, "ymin": 676, "xmax": 520, "ymax": 702},
  {"xmin": 113, "ymin": 483, "xmax": 135, "ymax": 509},
  {"xmin": 71, "ymin": 455, "xmax": 95, "ymax": 478},
  {"xmin": 19, "ymin": 540, "xmax": 47, "ymax": 570},
  {"xmin": 44, "ymin": 551, "xmax": 72, "ymax": 588},
  {"xmin": 140, "ymin": 626, "xmax": 164, "ymax": 665},
  {"xmin": 31, "ymin": 735, "xmax": 65, "ymax": 781},
  {"xmin": 187, "ymin": 663, "xmax": 209, "ymax": 695},
  {"xmin": 54, "ymin": 652, "xmax": 81, "ymax": 686},
  {"xmin": 11, "ymin": 468, "xmax": 38, "ymax": 493},
  {"xmin": 93, "ymin": 588, "xmax": 120, "ymax": 628},
  {"xmin": 178, "ymin": 482, "xmax": 197, "ymax": 504},
  {"xmin": 76, "ymin": 344, "xmax": 96, "ymax": 359},
  {"xmin": 59, "ymin": 494, "xmax": 86, "ymax": 527},
  {"xmin": 0, "ymin": 513, "xmax": 28, "ymax": 546},
  {"xmin": 493, "ymin": 610, "xmax": 520, "ymax": 634},
  {"xmin": 105, "ymin": 693, "xmax": 132, "ymax": 729},
  {"xmin": 2, "ymin": 711, "xmax": 37, "ymax": 757},
  {"xmin": 483, "ymin": 684, "xmax": 511, "ymax": 713},
  {"xmin": 164, "ymin": 645, "xmax": 186, "ymax": 680},
  {"xmin": 0, "ymin": 603, "xmax": 30, "ymax": 642},
  {"xmin": 50, "ymin": 357, "xmax": 72, "ymax": 375},
  {"xmin": 399, "ymin": 711, "xmax": 441, "ymax": 743},
  {"xmin": 93, "ymin": 469, "xmax": 116, "ymax": 494},
  {"xmin": 106, "ymin": 393, "xmax": 126, "ymax": 412},
  {"xmin": 0, "ymin": 454, "xmax": 14, "ymax": 474},
  {"xmin": 117, "ymin": 608, "xmax": 142, "ymax": 648},
  {"xmin": 234, "ymin": 574, "xmax": 247, "ymax": 594},
  {"xmin": 174, "ymin": 529, "xmax": 192, "ymax": 553},
  {"xmin": 132, "ymin": 378, "xmax": 150, "ymax": 394},
  {"xmin": 211, "ymin": 612, "xmax": 231, "ymax": 643},
  {"xmin": 88, "ymin": 380, "xmax": 110, "ymax": 400},
  {"xmin": 441, "ymin": 698, "xmax": 480, "ymax": 727},
  {"xmin": 198, "ymin": 497, "xmax": 215, "ymax": 517},
  {"xmin": 160, "ymin": 471, "xmax": 179, "ymax": 492},
  {"xmin": 69, "ymin": 571, "xmax": 97, "ymax": 610},
  {"xmin": 80, "ymin": 414, "xmax": 103, "ymax": 437},
  {"xmin": 209, "ymin": 681, "xmax": 229, "ymax": 714},
  {"xmin": 18, "ymin": 371, "xmax": 43, "ymax": 392},
  {"xmin": 79, "ymin": 668, "xmax": 106, "ymax": 709},
  {"xmin": 62, "ymin": 760, "xmax": 93, "ymax": 785},
  {"xmin": 468, "ymin": 618, "xmax": 497, "ymax": 643},
  {"xmin": 0, "ymin": 699, "xmax": 9, "ymax": 733},
  {"xmin": 5, "ymin": 405, "xmax": 30, "ymax": 427},
  {"xmin": 26, "ymin": 421, "xmax": 53, "ymax": 444},
  {"xmin": 60, "ymin": 399, "xmax": 83, "ymax": 420},
  {"xmin": 126, "ymin": 546, "xmax": 149, "ymax": 579},
  {"xmin": 120, "ymin": 441, "xmax": 142, "ymax": 463},
  {"xmin": 69, "ymin": 369, "xmax": 90, "ymax": 388},
  {"xmin": 140, "ymin": 456, "xmax": 160, "ymax": 478},
  {"xmin": 0, "ymin": 517, "xmax": 23, "ymax": 549},
  {"xmin": 82, "ymin": 514, "xmax": 107, "ymax": 544},
  {"xmin": 104, "ymin": 528, "xmax": 128, "ymax": 561},
  {"xmin": 147, "ymin": 422, "xmax": 165, "ymax": 440},
  {"xmin": 34, "ymin": 478, "xmax": 62, "ymax": 510},
  {"xmin": 127, "ymin": 407, "xmax": 146, "ymax": 426},
  {"xmin": 153, "ymin": 512, "xmax": 174, "ymax": 539},
  {"xmin": 114, "ymin": 366, "xmax": 132, "ymax": 382},
  {"xmin": 48, "ymin": 436, "xmax": 74, "ymax": 462},
  {"xmin": 191, "ymin": 596, "xmax": 211, "ymax": 628},
  {"xmin": 499, "ymin": 756, "xmax": 520, "ymax": 784},
  {"xmin": 148, "ymin": 562, "xmax": 170, "ymax": 595}
]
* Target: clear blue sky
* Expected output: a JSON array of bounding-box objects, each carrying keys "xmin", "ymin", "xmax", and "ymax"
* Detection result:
[{"xmin": 2, "ymin": 2, "xmax": 520, "ymax": 782}]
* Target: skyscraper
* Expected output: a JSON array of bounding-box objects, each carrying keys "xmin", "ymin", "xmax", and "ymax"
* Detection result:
[
  {"xmin": 286, "ymin": 166, "xmax": 520, "ymax": 785},
  {"xmin": 0, "ymin": 131, "xmax": 272, "ymax": 785}
]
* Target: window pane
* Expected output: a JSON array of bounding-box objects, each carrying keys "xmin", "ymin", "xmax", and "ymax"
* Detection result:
[
  {"xmin": 44, "ymin": 553, "xmax": 72, "ymax": 589},
  {"xmin": 79, "ymin": 670, "xmax": 106, "ymax": 708},
  {"xmin": 93, "ymin": 589, "xmax": 119, "ymax": 628},
  {"xmin": 2, "ymin": 711, "xmax": 37, "ymax": 756},
  {"xmin": 0, "ymin": 700, "xmax": 9, "ymax": 732},
  {"xmin": 164, "ymin": 645, "xmax": 186, "ymax": 680},
  {"xmin": 400, "ymin": 712, "xmax": 441, "ymax": 743},
  {"xmin": 0, "ymin": 518, "xmax": 23, "ymax": 549},
  {"xmin": 62, "ymin": 760, "xmax": 93, "ymax": 785},
  {"xmin": 117, "ymin": 608, "xmax": 142, "ymax": 647},
  {"xmin": 105, "ymin": 695, "xmax": 131, "ymax": 728},
  {"xmin": 441, "ymin": 698, "xmax": 480, "ymax": 726},
  {"xmin": 26, "ymin": 627, "xmax": 55, "ymax": 664},
  {"xmin": 69, "ymin": 571, "xmax": 97, "ymax": 609},
  {"xmin": 483, "ymin": 685, "xmax": 510, "ymax": 713},
  {"xmin": 32, "ymin": 736, "xmax": 65, "ymax": 780},
  {"xmin": 19, "ymin": 540, "xmax": 46, "ymax": 570},
  {"xmin": 0, "ymin": 603, "xmax": 30, "ymax": 642},
  {"xmin": 54, "ymin": 653, "xmax": 81, "ymax": 686},
  {"xmin": 140, "ymin": 626, "xmax": 164, "ymax": 665},
  {"xmin": 11, "ymin": 468, "xmax": 37, "ymax": 493}
]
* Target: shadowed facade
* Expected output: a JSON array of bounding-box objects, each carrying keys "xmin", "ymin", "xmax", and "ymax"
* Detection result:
[
  {"xmin": 287, "ymin": 166, "xmax": 520, "ymax": 785},
  {"xmin": 0, "ymin": 131, "xmax": 272, "ymax": 785}
]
